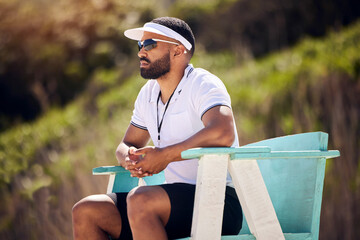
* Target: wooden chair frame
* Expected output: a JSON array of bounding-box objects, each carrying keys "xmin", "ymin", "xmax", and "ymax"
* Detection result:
[{"xmin": 93, "ymin": 132, "xmax": 340, "ymax": 240}]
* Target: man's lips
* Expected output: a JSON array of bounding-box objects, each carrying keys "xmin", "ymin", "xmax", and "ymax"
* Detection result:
[
  {"xmin": 140, "ymin": 61, "xmax": 149, "ymax": 68},
  {"xmin": 140, "ymin": 58, "xmax": 150, "ymax": 67}
]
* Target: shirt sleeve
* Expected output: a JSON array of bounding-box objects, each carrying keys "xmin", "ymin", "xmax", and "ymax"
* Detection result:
[
  {"xmin": 193, "ymin": 75, "xmax": 232, "ymax": 119},
  {"xmin": 130, "ymin": 85, "xmax": 148, "ymax": 131}
]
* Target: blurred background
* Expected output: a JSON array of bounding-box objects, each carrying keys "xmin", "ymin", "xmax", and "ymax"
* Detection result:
[{"xmin": 0, "ymin": 0, "xmax": 359, "ymax": 239}]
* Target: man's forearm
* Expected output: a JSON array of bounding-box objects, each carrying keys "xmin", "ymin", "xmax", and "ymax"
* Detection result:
[
  {"xmin": 129, "ymin": 126, "xmax": 235, "ymax": 176},
  {"xmin": 165, "ymin": 124, "xmax": 234, "ymax": 162},
  {"xmin": 162, "ymin": 106, "xmax": 236, "ymax": 164}
]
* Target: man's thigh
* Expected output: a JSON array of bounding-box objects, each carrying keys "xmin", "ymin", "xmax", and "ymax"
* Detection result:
[
  {"xmin": 109, "ymin": 183, "xmax": 242, "ymax": 239},
  {"xmin": 108, "ymin": 185, "xmax": 172, "ymax": 240},
  {"xmin": 127, "ymin": 185, "xmax": 172, "ymax": 226},
  {"xmin": 160, "ymin": 183, "xmax": 242, "ymax": 238}
]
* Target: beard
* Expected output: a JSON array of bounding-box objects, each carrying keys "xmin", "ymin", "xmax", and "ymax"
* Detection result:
[{"xmin": 140, "ymin": 52, "xmax": 171, "ymax": 79}]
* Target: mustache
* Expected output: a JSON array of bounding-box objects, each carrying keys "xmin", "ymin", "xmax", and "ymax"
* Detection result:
[{"xmin": 140, "ymin": 57, "xmax": 150, "ymax": 63}]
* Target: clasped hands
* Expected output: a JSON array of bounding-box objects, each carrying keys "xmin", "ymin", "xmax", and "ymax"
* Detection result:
[{"xmin": 124, "ymin": 146, "xmax": 169, "ymax": 178}]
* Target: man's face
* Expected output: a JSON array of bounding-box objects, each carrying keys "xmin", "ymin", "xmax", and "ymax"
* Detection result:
[
  {"xmin": 140, "ymin": 51, "xmax": 170, "ymax": 79},
  {"xmin": 138, "ymin": 32, "xmax": 176, "ymax": 79}
]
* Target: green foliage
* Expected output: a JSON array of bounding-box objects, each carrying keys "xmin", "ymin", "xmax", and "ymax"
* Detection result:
[
  {"xmin": 0, "ymin": 103, "xmax": 84, "ymax": 184},
  {"xmin": 0, "ymin": 0, "xmax": 159, "ymax": 131},
  {"xmin": 96, "ymin": 75, "xmax": 143, "ymax": 120},
  {"xmin": 170, "ymin": 0, "xmax": 236, "ymax": 15},
  {"xmin": 220, "ymin": 21, "xmax": 360, "ymax": 139}
]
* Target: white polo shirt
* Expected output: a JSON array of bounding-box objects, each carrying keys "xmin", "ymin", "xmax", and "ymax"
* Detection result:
[{"xmin": 130, "ymin": 64, "xmax": 239, "ymax": 184}]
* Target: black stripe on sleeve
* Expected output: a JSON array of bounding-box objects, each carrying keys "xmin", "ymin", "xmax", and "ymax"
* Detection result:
[
  {"xmin": 130, "ymin": 121, "xmax": 148, "ymax": 131},
  {"xmin": 200, "ymin": 104, "xmax": 231, "ymax": 120}
]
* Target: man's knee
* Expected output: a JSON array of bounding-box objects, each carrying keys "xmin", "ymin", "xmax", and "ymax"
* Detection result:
[
  {"xmin": 126, "ymin": 187, "xmax": 155, "ymax": 226},
  {"xmin": 72, "ymin": 194, "xmax": 122, "ymax": 239},
  {"xmin": 72, "ymin": 194, "xmax": 115, "ymax": 223},
  {"xmin": 126, "ymin": 186, "xmax": 171, "ymax": 225},
  {"xmin": 126, "ymin": 187, "xmax": 152, "ymax": 212},
  {"xmin": 72, "ymin": 196, "xmax": 95, "ymax": 223}
]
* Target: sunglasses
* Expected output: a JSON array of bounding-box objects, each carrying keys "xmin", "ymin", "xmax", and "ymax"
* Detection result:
[{"xmin": 138, "ymin": 38, "xmax": 179, "ymax": 51}]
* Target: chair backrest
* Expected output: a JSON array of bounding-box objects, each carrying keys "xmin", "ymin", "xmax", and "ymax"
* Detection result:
[{"xmin": 239, "ymin": 132, "xmax": 329, "ymax": 238}]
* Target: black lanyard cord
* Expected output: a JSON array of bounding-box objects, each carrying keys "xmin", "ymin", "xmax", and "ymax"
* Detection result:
[
  {"xmin": 155, "ymin": 66, "xmax": 193, "ymax": 143},
  {"xmin": 157, "ymin": 90, "xmax": 176, "ymax": 141}
]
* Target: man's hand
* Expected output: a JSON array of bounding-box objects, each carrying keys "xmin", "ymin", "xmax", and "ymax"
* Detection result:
[
  {"xmin": 115, "ymin": 124, "xmax": 152, "ymax": 177},
  {"xmin": 123, "ymin": 147, "xmax": 148, "ymax": 178},
  {"xmin": 130, "ymin": 146, "xmax": 170, "ymax": 177}
]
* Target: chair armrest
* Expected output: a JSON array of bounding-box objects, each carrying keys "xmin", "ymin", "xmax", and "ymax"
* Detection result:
[
  {"xmin": 93, "ymin": 166, "xmax": 127, "ymax": 175},
  {"xmin": 182, "ymin": 147, "xmax": 340, "ymax": 160},
  {"xmin": 181, "ymin": 147, "xmax": 271, "ymax": 159},
  {"xmin": 231, "ymin": 150, "xmax": 340, "ymax": 160}
]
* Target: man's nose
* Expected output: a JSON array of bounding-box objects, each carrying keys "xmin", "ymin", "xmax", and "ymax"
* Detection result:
[{"xmin": 138, "ymin": 47, "xmax": 147, "ymax": 58}]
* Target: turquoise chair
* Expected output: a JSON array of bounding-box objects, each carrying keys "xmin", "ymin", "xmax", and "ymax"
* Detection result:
[{"xmin": 93, "ymin": 132, "xmax": 340, "ymax": 240}]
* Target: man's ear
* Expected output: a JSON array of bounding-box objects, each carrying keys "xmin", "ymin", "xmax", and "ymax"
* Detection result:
[{"xmin": 174, "ymin": 45, "xmax": 187, "ymax": 56}]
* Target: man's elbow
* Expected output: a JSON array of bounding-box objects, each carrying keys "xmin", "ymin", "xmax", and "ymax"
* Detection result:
[{"xmin": 217, "ymin": 127, "xmax": 235, "ymax": 147}]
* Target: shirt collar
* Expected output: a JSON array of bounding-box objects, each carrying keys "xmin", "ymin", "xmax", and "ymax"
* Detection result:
[{"xmin": 149, "ymin": 64, "xmax": 194, "ymax": 103}]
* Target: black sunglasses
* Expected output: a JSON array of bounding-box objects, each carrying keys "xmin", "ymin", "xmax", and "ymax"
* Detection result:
[{"xmin": 138, "ymin": 38, "xmax": 179, "ymax": 51}]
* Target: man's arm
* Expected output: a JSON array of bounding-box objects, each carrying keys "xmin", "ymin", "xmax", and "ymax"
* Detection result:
[
  {"xmin": 131, "ymin": 105, "xmax": 235, "ymax": 175},
  {"xmin": 115, "ymin": 124, "xmax": 150, "ymax": 167}
]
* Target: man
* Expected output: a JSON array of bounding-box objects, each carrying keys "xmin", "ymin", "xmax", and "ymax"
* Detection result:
[{"xmin": 72, "ymin": 17, "xmax": 242, "ymax": 240}]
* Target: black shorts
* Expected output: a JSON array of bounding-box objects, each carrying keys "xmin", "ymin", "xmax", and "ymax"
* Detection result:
[{"xmin": 107, "ymin": 183, "xmax": 242, "ymax": 240}]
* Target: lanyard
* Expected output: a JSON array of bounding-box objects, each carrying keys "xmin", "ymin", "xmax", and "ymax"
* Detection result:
[
  {"xmin": 156, "ymin": 90, "xmax": 176, "ymax": 144},
  {"xmin": 155, "ymin": 66, "xmax": 193, "ymax": 145}
]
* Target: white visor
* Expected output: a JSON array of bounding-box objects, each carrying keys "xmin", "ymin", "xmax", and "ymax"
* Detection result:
[{"xmin": 124, "ymin": 22, "xmax": 192, "ymax": 50}]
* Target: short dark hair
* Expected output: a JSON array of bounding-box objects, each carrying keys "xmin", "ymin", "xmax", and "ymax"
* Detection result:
[{"xmin": 151, "ymin": 17, "xmax": 195, "ymax": 57}]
